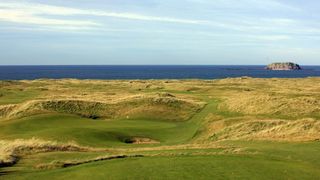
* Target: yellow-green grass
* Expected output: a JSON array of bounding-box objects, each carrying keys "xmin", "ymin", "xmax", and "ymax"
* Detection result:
[
  {"xmin": 1, "ymin": 78, "xmax": 320, "ymax": 179},
  {"xmin": 0, "ymin": 113, "xmax": 202, "ymax": 147},
  {"xmin": 4, "ymin": 149, "xmax": 320, "ymax": 180},
  {"xmin": 2, "ymin": 141, "xmax": 320, "ymax": 179},
  {"xmin": 0, "ymin": 89, "xmax": 40, "ymax": 105}
]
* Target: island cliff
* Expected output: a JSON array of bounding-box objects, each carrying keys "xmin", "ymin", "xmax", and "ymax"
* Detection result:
[{"xmin": 266, "ymin": 62, "xmax": 301, "ymax": 70}]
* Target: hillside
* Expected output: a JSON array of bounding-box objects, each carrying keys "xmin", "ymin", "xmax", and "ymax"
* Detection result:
[{"xmin": 0, "ymin": 78, "xmax": 320, "ymax": 179}]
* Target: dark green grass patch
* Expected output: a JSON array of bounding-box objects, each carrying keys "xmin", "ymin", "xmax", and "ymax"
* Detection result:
[
  {"xmin": 4, "ymin": 154, "xmax": 320, "ymax": 180},
  {"xmin": 0, "ymin": 113, "xmax": 200, "ymax": 147}
]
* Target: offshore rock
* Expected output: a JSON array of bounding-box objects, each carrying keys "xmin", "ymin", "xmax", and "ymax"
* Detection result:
[{"xmin": 266, "ymin": 62, "xmax": 301, "ymax": 70}]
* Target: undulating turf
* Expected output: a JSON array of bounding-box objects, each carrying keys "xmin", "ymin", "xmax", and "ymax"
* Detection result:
[{"xmin": 1, "ymin": 78, "xmax": 320, "ymax": 179}]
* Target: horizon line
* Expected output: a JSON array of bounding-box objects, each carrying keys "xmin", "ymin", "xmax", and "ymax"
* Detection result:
[{"xmin": 0, "ymin": 64, "xmax": 319, "ymax": 66}]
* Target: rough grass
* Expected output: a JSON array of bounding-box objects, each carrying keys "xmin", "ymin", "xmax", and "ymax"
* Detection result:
[
  {"xmin": 0, "ymin": 94, "xmax": 203, "ymax": 121},
  {"xmin": 0, "ymin": 138, "xmax": 87, "ymax": 167},
  {"xmin": 209, "ymin": 118, "xmax": 320, "ymax": 141},
  {"xmin": 1, "ymin": 78, "xmax": 320, "ymax": 179},
  {"xmin": 217, "ymin": 77, "xmax": 320, "ymax": 119},
  {"xmin": 35, "ymin": 154, "xmax": 144, "ymax": 170},
  {"xmin": 222, "ymin": 92, "xmax": 320, "ymax": 118}
]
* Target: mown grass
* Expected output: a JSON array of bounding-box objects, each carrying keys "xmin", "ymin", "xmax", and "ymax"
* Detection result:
[
  {"xmin": 3, "ymin": 141, "xmax": 320, "ymax": 179},
  {"xmin": 224, "ymin": 140, "xmax": 320, "ymax": 167},
  {"xmin": 1, "ymin": 78, "xmax": 320, "ymax": 179},
  {"xmin": 5, "ymin": 153, "xmax": 320, "ymax": 180},
  {"xmin": 0, "ymin": 113, "xmax": 200, "ymax": 147}
]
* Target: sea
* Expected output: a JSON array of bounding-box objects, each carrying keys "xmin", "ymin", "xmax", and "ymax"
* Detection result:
[{"xmin": 0, "ymin": 65, "xmax": 320, "ymax": 80}]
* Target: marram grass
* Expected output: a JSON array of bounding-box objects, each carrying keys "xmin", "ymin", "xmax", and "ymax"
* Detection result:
[{"xmin": 0, "ymin": 78, "xmax": 320, "ymax": 179}]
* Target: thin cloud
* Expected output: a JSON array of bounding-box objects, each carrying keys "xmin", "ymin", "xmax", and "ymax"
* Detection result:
[
  {"xmin": 91, "ymin": 11, "xmax": 204, "ymax": 24},
  {"xmin": 0, "ymin": 0, "xmax": 317, "ymax": 39},
  {"xmin": 0, "ymin": 9, "xmax": 99, "ymax": 27},
  {"xmin": 186, "ymin": 0, "xmax": 301, "ymax": 11},
  {"xmin": 0, "ymin": 2, "xmax": 206, "ymax": 29}
]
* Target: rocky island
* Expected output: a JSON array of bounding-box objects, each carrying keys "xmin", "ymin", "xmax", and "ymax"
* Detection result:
[{"xmin": 266, "ymin": 62, "xmax": 301, "ymax": 70}]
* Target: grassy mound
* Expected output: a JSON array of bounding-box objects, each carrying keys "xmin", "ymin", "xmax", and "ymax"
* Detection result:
[
  {"xmin": 1, "ymin": 95, "xmax": 203, "ymax": 122},
  {"xmin": 209, "ymin": 118, "xmax": 320, "ymax": 141},
  {"xmin": 222, "ymin": 92, "xmax": 320, "ymax": 118},
  {"xmin": 35, "ymin": 155, "xmax": 144, "ymax": 170},
  {"xmin": 1, "ymin": 78, "xmax": 320, "ymax": 179},
  {"xmin": 216, "ymin": 78, "xmax": 320, "ymax": 119},
  {"xmin": 0, "ymin": 113, "xmax": 198, "ymax": 147},
  {"xmin": 0, "ymin": 105, "xmax": 16, "ymax": 118},
  {"xmin": 0, "ymin": 138, "xmax": 86, "ymax": 167}
]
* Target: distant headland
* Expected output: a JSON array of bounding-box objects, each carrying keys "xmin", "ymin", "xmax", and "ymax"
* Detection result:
[{"xmin": 266, "ymin": 62, "xmax": 301, "ymax": 71}]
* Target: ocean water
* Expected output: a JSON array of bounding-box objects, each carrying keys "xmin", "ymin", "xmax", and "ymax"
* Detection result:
[{"xmin": 0, "ymin": 65, "xmax": 320, "ymax": 80}]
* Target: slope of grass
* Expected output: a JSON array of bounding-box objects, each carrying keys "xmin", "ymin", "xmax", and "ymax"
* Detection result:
[
  {"xmin": 2, "ymin": 141, "xmax": 320, "ymax": 180},
  {"xmin": 0, "ymin": 113, "xmax": 203, "ymax": 147},
  {"xmin": 0, "ymin": 138, "xmax": 86, "ymax": 168},
  {"xmin": 1, "ymin": 78, "xmax": 320, "ymax": 179},
  {"xmin": 0, "ymin": 89, "xmax": 40, "ymax": 105},
  {"xmin": 4, "ymin": 154, "xmax": 320, "ymax": 180}
]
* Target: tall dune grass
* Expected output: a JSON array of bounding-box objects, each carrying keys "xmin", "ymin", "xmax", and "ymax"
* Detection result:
[{"xmin": 0, "ymin": 138, "xmax": 87, "ymax": 167}]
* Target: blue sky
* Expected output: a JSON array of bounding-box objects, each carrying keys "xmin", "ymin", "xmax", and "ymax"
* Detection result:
[{"xmin": 0, "ymin": 0, "xmax": 319, "ymax": 65}]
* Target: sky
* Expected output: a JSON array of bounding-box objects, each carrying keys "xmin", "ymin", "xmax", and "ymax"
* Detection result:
[{"xmin": 0, "ymin": 0, "xmax": 320, "ymax": 65}]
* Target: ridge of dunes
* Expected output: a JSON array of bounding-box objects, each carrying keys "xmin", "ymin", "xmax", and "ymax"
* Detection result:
[
  {"xmin": 1, "ymin": 78, "xmax": 320, "ymax": 179},
  {"xmin": 0, "ymin": 93, "xmax": 204, "ymax": 121},
  {"xmin": 202, "ymin": 117, "xmax": 320, "ymax": 142},
  {"xmin": 221, "ymin": 92, "xmax": 320, "ymax": 118}
]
